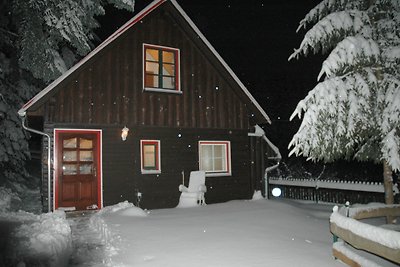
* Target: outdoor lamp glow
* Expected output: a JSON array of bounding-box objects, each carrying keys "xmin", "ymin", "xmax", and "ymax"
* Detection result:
[
  {"xmin": 121, "ymin": 126, "xmax": 129, "ymax": 141},
  {"xmin": 272, "ymin": 187, "xmax": 282, "ymax": 197}
]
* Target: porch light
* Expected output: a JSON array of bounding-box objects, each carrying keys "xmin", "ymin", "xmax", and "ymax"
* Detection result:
[{"xmin": 121, "ymin": 126, "xmax": 129, "ymax": 141}]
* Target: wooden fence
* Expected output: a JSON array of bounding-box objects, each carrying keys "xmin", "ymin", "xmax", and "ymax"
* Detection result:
[
  {"xmin": 330, "ymin": 205, "xmax": 400, "ymax": 266},
  {"xmin": 268, "ymin": 178, "xmax": 400, "ymax": 204}
]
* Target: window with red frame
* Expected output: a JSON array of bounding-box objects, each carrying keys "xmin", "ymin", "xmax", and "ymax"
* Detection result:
[
  {"xmin": 144, "ymin": 44, "xmax": 180, "ymax": 92},
  {"xmin": 140, "ymin": 140, "xmax": 161, "ymax": 174},
  {"xmin": 199, "ymin": 141, "xmax": 231, "ymax": 176}
]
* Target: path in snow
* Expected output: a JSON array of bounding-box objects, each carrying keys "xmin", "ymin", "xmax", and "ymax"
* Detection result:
[{"xmin": 68, "ymin": 212, "xmax": 108, "ymax": 266}]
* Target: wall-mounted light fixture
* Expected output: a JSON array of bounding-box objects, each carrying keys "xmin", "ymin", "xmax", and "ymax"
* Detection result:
[{"xmin": 121, "ymin": 126, "xmax": 129, "ymax": 141}]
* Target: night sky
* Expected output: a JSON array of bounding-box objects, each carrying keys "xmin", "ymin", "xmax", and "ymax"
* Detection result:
[{"xmin": 97, "ymin": 0, "xmax": 323, "ymax": 156}]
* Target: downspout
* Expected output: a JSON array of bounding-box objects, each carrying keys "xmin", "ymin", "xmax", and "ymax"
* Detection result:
[
  {"xmin": 248, "ymin": 125, "xmax": 281, "ymax": 198},
  {"xmin": 20, "ymin": 113, "xmax": 52, "ymax": 212},
  {"xmin": 262, "ymin": 134, "xmax": 281, "ymax": 198}
]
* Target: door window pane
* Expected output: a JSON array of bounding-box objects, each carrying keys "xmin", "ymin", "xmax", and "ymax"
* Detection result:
[
  {"xmin": 80, "ymin": 138, "xmax": 93, "ymax": 149},
  {"xmin": 80, "ymin": 151, "xmax": 93, "ymax": 161},
  {"xmin": 63, "ymin": 138, "xmax": 77, "ymax": 148},
  {"xmin": 63, "ymin": 151, "xmax": 77, "ymax": 161},
  {"xmin": 79, "ymin": 164, "xmax": 92, "ymax": 175},
  {"xmin": 63, "ymin": 164, "xmax": 77, "ymax": 175}
]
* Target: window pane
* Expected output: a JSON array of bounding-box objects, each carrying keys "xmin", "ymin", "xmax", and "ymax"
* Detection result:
[
  {"xmin": 201, "ymin": 157, "xmax": 213, "ymax": 172},
  {"xmin": 162, "ymin": 77, "xmax": 175, "ymax": 89},
  {"xmin": 162, "ymin": 51, "xmax": 175, "ymax": 63},
  {"xmin": 63, "ymin": 151, "xmax": 77, "ymax": 161},
  {"xmin": 214, "ymin": 158, "xmax": 225, "ymax": 171},
  {"xmin": 201, "ymin": 145, "xmax": 212, "ymax": 158},
  {"xmin": 145, "ymin": 75, "xmax": 159, "ymax": 88},
  {"xmin": 143, "ymin": 145, "xmax": 156, "ymax": 168},
  {"xmin": 63, "ymin": 138, "xmax": 77, "ymax": 148},
  {"xmin": 162, "ymin": 63, "xmax": 175, "ymax": 76},
  {"xmin": 79, "ymin": 164, "xmax": 92, "ymax": 175},
  {"xmin": 146, "ymin": 49, "xmax": 159, "ymax": 61},
  {"xmin": 80, "ymin": 138, "xmax": 93, "ymax": 149},
  {"xmin": 146, "ymin": 62, "xmax": 159, "ymax": 74},
  {"xmin": 63, "ymin": 164, "xmax": 77, "ymax": 175},
  {"xmin": 214, "ymin": 145, "xmax": 224, "ymax": 158},
  {"xmin": 200, "ymin": 145, "xmax": 212, "ymax": 171},
  {"xmin": 80, "ymin": 151, "xmax": 93, "ymax": 161}
]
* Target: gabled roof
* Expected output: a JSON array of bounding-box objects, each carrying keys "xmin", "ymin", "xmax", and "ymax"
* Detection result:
[{"xmin": 18, "ymin": 0, "xmax": 271, "ymax": 124}]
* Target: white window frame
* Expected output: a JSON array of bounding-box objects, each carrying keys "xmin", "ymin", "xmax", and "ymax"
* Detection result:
[
  {"xmin": 140, "ymin": 140, "xmax": 161, "ymax": 174},
  {"xmin": 143, "ymin": 43, "xmax": 181, "ymax": 94},
  {"xmin": 198, "ymin": 141, "xmax": 231, "ymax": 177}
]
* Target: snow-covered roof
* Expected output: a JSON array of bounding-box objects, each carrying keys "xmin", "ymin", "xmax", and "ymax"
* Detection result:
[{"xmin": 18, "ymin": 0, "xmax": 271, "ymax": 124}]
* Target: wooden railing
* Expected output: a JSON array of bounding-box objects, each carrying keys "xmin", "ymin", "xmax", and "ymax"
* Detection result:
[{"xmin": 330, "ymin": 205, "xmax": 400, "ymax": 266}]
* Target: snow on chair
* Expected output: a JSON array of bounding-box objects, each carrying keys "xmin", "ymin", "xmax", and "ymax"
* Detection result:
[{"xmin": 177, "ymin": 171, "xmax": 207, "ymax": 208}]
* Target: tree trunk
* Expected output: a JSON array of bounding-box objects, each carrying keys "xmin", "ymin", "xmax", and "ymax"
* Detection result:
[{"xmin": 383, "ymin": 161, "xmax": 396, "ymax": 224}]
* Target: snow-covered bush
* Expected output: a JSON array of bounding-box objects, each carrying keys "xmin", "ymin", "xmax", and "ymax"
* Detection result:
[
  {"xmin": 0, "ymin": 186, "xmax": 21, "ymax": 212},
  {"xmin": 3, "ymin": 210, "xmax": 72, "ymax": 267}
]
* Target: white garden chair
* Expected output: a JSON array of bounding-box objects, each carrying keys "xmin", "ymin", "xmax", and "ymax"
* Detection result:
[{"xmin": 177, "ymin": 171, "xmax": 207, "ymax": 207}]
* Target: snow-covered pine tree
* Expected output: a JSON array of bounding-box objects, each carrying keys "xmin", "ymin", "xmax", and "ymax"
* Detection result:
[
  {"xmin": 289, "ymin": 0, "xmax": 400, "ymax": 210},
  {"xmin": 0, "ymin": 0, "xmax": 134, "ymax": 195}
]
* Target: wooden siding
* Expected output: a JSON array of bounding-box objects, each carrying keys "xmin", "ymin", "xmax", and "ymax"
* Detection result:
[
  {"xmin": 104, "ymin": 126, "xmax": 253, "ymax": 209},
  {"xmin": 43, "ymin": 4, "xmax": 255, "ymax": 130},
  {"xmin": 45, "ymin": 123, "xmax": 253, "ymax": 210}
]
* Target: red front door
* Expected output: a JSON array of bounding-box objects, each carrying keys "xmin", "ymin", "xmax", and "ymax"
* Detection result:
[{"xmin": 55, "ymin": 130, "xmax": 101, "ymax": 211}]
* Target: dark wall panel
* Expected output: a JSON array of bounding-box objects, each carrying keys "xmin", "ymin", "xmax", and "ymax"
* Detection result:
[
  {"xmin": 46, "ymin": 124, "xmax": 252, "ymax": 209},
  {"xmin": 45, "ymin": 4, "xmax": 257, "ymax": 130}
]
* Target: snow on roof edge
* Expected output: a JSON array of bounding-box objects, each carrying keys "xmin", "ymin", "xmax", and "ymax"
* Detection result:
[{"xmin": 19, "ymin": 0, "xmax": 271, "ymax": 124}]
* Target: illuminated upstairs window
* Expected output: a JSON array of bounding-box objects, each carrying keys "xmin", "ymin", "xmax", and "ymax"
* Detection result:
[{"xmin": 143, "ymin": 44, "xmax": 180, "ymax": 93}]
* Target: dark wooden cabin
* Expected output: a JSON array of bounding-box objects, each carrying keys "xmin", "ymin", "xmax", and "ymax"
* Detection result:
[{"xmin": 18, "ymin": 0, "xmax": 278, "ymax": 212}]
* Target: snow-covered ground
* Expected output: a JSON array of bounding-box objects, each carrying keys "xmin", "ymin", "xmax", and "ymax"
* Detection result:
[
  {"xmin": 1, "ymin": 187, "xmax": 398, "ymax": 267},
  {"xmin": 90, "ymin": 198, "xmax": 344, "ymax": 267}
]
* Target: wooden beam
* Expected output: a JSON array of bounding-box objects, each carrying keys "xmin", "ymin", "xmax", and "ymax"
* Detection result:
[
  {"xmin": 330, "ymin": 222, "xmax": 400, "ymax": 264},
  {"xmin": 332, "ymin": 248, "xmax": 361, "ymax": 267},
  {"xmin": 352, "ymin": 206, "xmax": 400, "ymax": 220}
]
